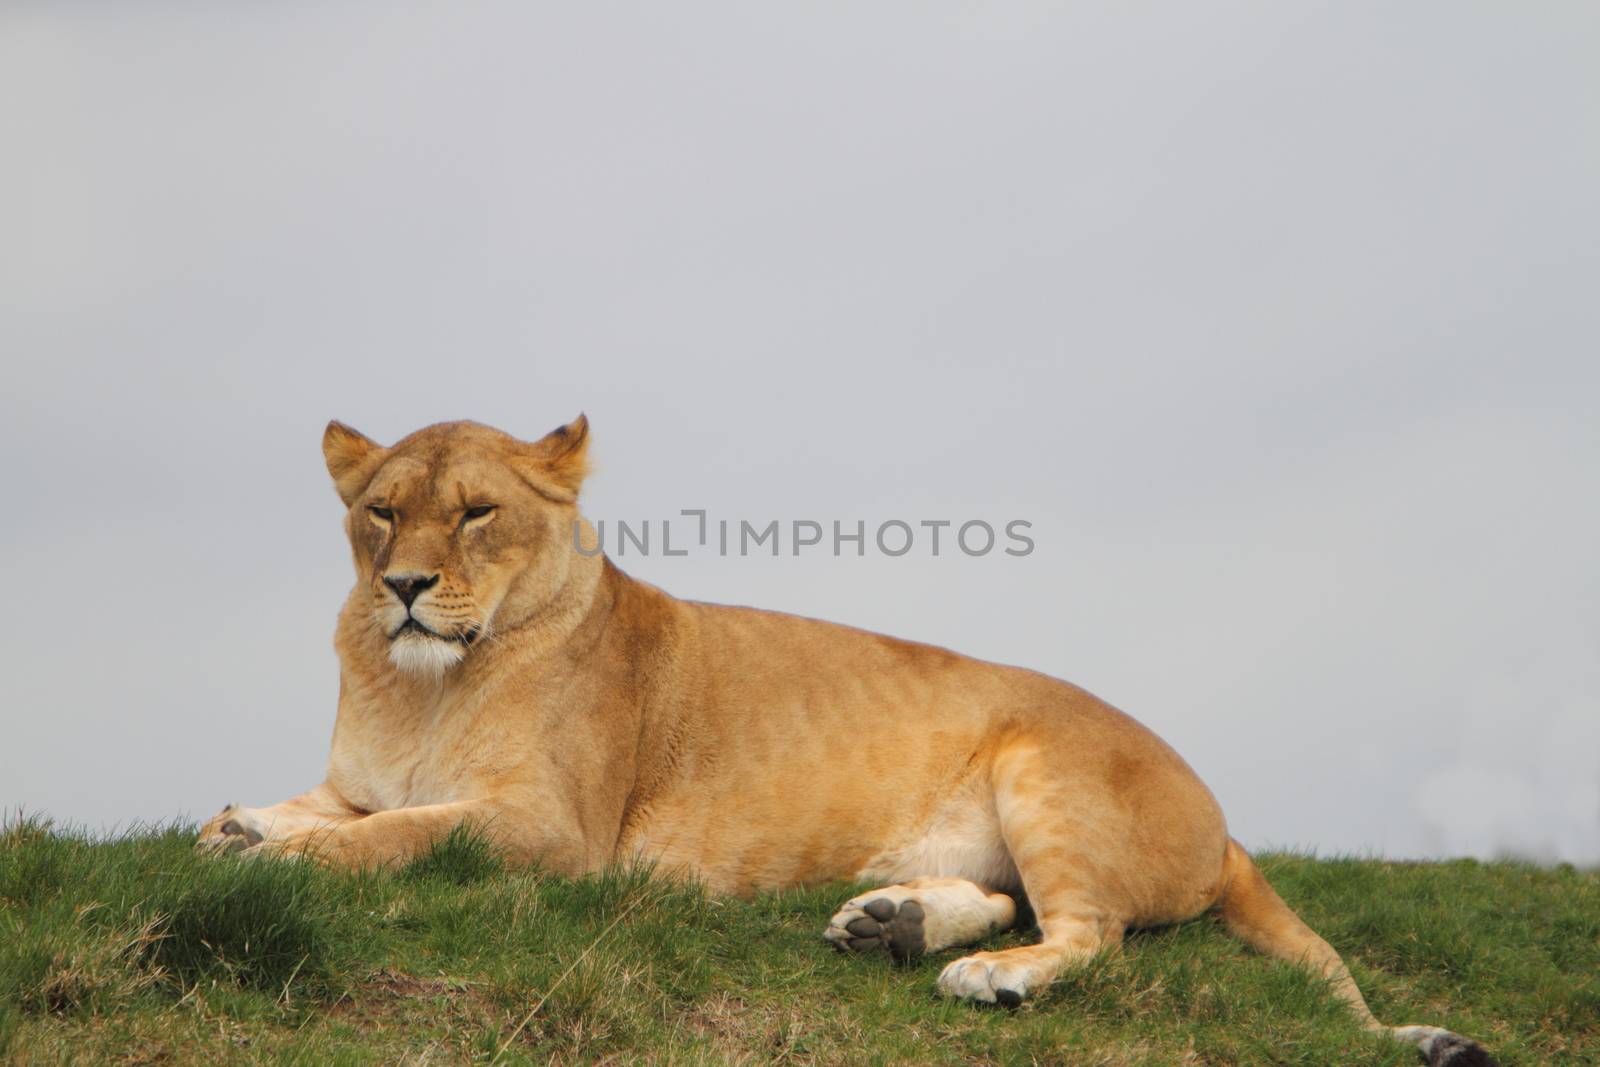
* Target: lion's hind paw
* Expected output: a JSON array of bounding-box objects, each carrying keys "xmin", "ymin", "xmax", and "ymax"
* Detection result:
[{"xmin": 825, "ymin": 891, "xmax": 928, "ymax": 961}]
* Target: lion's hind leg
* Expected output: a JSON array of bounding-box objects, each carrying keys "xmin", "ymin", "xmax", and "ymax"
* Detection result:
[
  {"xmin": 936, "ymin": 913, "xmax": 1118, "ymax": 1006},
  {"xmin": 935, "ymin": 737, "xmax": 1145, "ymax": 1006},
  {"xmin": 825, "ymin": 877, "xmax": 1017, "ymax": 961}
]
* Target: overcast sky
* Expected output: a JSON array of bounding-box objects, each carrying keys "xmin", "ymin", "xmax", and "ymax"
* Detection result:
[{"xmin": 2, "ymin": 2, "xmax": 1596, "ymax": 864}]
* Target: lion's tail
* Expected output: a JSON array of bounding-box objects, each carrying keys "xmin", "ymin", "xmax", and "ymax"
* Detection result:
[{"xmin": 1215, "ymin": 838, "xmax": 1497, "ymax": 1067}]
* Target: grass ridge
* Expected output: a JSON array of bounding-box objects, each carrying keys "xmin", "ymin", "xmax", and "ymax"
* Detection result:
[{"xmin": 1, "ymin": 816, "xmax": 1593, "ymax": 1065}]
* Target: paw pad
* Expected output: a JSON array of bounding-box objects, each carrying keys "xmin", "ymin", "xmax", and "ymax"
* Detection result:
[
  {"xmin": 831, "ymin": 896, "xmax": 926, "ymax": 961},
  {"xmin": 197, "ymin": 805, "xmax": 266, "ymax": 855}
]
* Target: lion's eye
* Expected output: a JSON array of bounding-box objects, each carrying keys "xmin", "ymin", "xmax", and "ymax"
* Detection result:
[
  {"xmin": 368, "ymin": 506, "xmax": 394, "ymax": 522},
  {"xmin": 463, "ymin": 505, "xmax": 496, "ymax": 522}
]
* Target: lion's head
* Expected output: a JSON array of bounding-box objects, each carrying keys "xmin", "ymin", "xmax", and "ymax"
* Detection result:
[{"xmin": 321, "ymin": 416, "xmax": 591, "ymax": 677}]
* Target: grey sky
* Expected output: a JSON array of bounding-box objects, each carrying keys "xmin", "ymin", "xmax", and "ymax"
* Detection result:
[{"xmin": 2, "ymin": 3, "xmax": 1596, "ymax": 863}]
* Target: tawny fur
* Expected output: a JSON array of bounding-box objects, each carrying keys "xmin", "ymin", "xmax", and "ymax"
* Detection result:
[{"xmin": 196, "ymin": 418, "xmax": 1494, "ymax": 1065}]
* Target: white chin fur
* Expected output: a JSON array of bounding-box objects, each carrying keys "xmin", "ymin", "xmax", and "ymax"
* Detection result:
[{"xmin": 388, "ymin": 632, "xmax": 466, "ymax": 677}]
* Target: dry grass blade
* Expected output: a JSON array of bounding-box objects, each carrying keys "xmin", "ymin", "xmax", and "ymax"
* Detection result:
[{"xmin": 489, "ymin": 891, "xmax": 648, "ymax": 1065}]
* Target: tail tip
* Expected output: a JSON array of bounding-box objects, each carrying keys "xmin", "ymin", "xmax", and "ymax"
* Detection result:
[{"xmin": 1423, "ymin": 1033, "xmax": 1498, "ymax": 1067}]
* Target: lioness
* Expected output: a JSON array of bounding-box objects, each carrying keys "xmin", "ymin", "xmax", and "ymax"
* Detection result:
[{"xmin": 199, "ymin": 417, "xmax": 1494, "ymax": 1066}]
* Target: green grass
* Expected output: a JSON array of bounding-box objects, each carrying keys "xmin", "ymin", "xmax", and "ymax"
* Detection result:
[{"xmin": 1, "ymin": 817, "xmax": 1594, "ymax": 1065}]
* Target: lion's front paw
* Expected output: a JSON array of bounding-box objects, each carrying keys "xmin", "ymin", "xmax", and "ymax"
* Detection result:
[
  {"xmin": 236, "ymin": 838, "xmax": 310, "ymax": 864},
  {"xmin": 196, "ymin": 805, "xmax": 266, "ymax": 855}
]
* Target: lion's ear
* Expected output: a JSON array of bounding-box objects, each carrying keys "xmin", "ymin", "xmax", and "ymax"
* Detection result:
[
  {"xmin": 513, "ymin": 414, "xmax": 590, "ymax": 503},
  {"xmin": 323, "ymin": 421, "xmax": 388, "ymax": 506}
]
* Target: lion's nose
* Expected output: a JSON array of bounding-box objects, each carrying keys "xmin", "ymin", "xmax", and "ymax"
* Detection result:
[{"xmin": 383, "ymin": 572, "xmax": 440, "ymax": 607}]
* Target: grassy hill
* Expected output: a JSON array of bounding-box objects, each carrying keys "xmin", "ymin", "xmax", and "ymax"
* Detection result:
[{"xmin": 1, "ymin": 818, "xmax": 1594, "ymax": 1066}]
